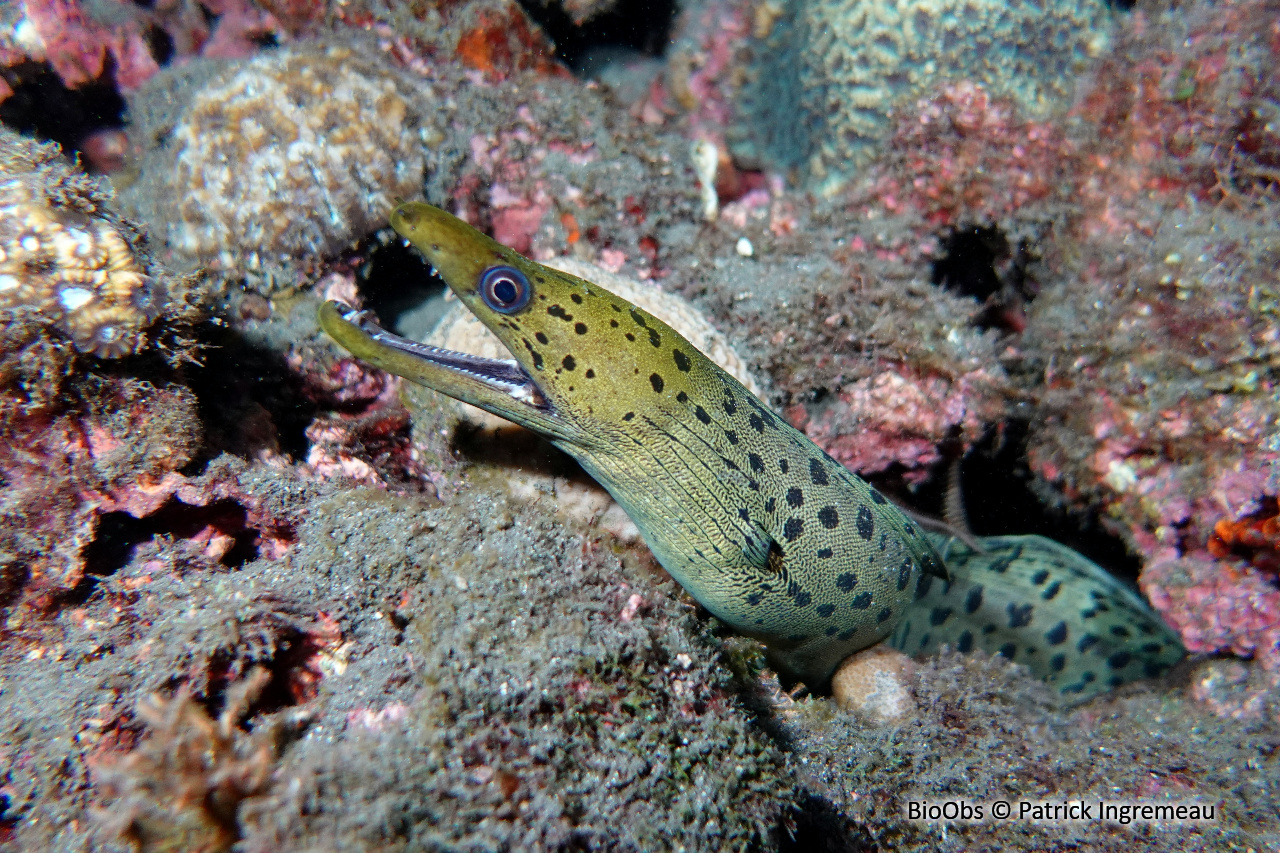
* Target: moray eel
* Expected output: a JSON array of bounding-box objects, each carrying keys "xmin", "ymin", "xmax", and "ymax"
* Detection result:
[
  {"xmin": 319, "ymin": 202, "xmax": 947, "ymax": 686},
  {"xmin": 319, "ymin": 202, "xmax": 1184, "ymax": 698},
  {"xmin": 893, "ymin": 534, "xmax": 1185, "ymax": 702}
]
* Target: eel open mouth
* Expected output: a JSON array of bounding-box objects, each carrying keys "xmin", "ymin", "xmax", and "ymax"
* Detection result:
[{"xmin": 327, "ymin": 301, "xmax": 550, "ymax": 410}]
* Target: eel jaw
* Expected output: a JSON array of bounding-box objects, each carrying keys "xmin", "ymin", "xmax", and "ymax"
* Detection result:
[{"xmin": 329, "ymin": 302, "xmax": 552, "ymax": 412}]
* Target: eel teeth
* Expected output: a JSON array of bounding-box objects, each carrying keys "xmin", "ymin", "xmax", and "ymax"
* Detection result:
[{"xmin": 331, "ymin": 301, "xmax": 549, "ymax": 410}]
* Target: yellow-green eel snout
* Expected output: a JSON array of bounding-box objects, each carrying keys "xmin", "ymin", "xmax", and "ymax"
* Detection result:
[{"xmin": 319, "ymin": 202, "xmax": 948, "ymax": 686}]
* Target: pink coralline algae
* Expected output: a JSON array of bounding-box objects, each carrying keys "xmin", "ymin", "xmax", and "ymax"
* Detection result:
[
  {"xmin": 453, "ymin": 122, "xmax": 587, "ymax": 256},
  {"xmin": 1, "ymin": 377, "xmax": 298, "ymax": 609},
  {"xmin": 2, "ymin": 379, "xmax": 180, "ymax": 603},
  {"xmin": 787, "ymin": 369, "xmax": 1003, "ymax": 482},
  {"xmin": 287, "ymin": 283, "xmax": 429, "ymax": 490},
  {"xmin": 851, "ymin": 82, "xmax": 1078, "ymax": 231},
  {"xmin": 1142, "ymin": 553, "xmax": 1280, "ymax": 672},
  {"xmin": 0, "ymin": 0, "xmax": 278, "ymax": 99},
  {"xmin": 1025, "ymin": 217, "xmax": 1280, "ymax": 668},
  {"xmin": 1070, "ymin": 0, "xmax": 1280, "ymax": 218},
  {"xmin": 0, "ymin": 0, "xmax": 157, "ymax": 94},
  {"xmin": 294, "ymin": 353, "xmax": 422, "ymax": 488}
]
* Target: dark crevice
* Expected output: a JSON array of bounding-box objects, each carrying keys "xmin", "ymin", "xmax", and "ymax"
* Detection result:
[
  {"xmin": 932, "ymin": 224, "xmax": 1007, "ymax": 301},
  {"xmin": 931, "ymin": 223, "xmax": 1039, "ymax": 333},
  {"xmin": 143, "ymin": 23, "xmax": 176, "ymax": 65},
  {"xmin": 83, "ymin": 499, "xmax": 264, "ymax": 578},
  {"xmin": 185, "ymin": 326, "xmax": 318, "ymax": 463},
  {"xmin": 0, "ymin": 60, "xmax": 126, "ymax": 158},
  {"xmin": 63, "ymin": 496, "xmax": 279, "ymax": 606},
  {"xmin": 248, "ymin": 31, "xmax": 281, "ymax": 49},
  {"xmin": 358, "ymin": 235, "xmax": 448, "ymax": 339},
  {"xmin": 777, "ymin": 792, "xmax": 877, "ymax": 853},
  {"xmin": 200, "ymin": 630, "xmax": 317, "ymax": 719},
  {"xmin": 517, "ymin": 0, "xmax": 677, "ymax": 71},
  {"xmin": 0, "ymin": 559, "xmax": 28, "ymax": 610},
  {"xmin": 899, "ymin": 422, "xmax": 1142, "ymax": 585},
  {"xmin": 0, "ymin": 791, "xmax": 15, "ymax": 845}
]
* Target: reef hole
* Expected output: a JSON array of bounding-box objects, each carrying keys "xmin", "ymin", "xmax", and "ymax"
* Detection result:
[
  {"xmin": 0, "ymin": 61, "xmax": 126, "ymax": 161},
  {"xmin": 84, "ymin": 498, "xmax": 280, "ymax": 577},
  {"xmin": 199, "ymin": 617, "xmax": 335, "ymax": 718},
  {"xmin": 186, "ymin": 328, "xmax": 318, "ymax": 463},
  {"xmin": 0, "ymin": 792, "xmax": 15, "ymax": 845},
  {"xmin": 931, "ymin": 223, "xmax": 1038, "ymax": 333},
  {"xmin": 142, "ymin": 22, "xmax": 176, "ymax": 65},
  {"xmin": 0, "ymin": 558, "xmax": 29, "ymax": 610},
  {"xmin": 517, "ymin": 0, "xmax": 677, "ymax": 71},
  {"xmin": 891, "ymin": 421, "xmax": 1142, "ymax": 585}
]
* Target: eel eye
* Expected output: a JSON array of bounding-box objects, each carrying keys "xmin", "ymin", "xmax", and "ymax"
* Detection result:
[{"xmin": 479, "ymin": 265, "xmax": 531, "ymax": 313}]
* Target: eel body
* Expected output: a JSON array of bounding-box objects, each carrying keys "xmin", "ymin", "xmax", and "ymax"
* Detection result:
[
  {"xmin": 320, "ymin": 202, "xmax": 946, "ymax": 686},
  {"xmin": 319, "ymin": 202, "xmax": 1185, "ymax": 698},
  {"xmin": 894, "ymin": 534, "xmax": 1185, "ymax": 702}
]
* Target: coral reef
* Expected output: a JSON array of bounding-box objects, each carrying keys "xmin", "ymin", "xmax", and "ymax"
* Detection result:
[
  {"xmin": 0, "ymin": 0, "xmax": 558, "ymax": 105},
  {"xmin": 664, "ymin": 197, "xmax": 1013, "ymax": 482},
  {"xmin": 0, "ymin": 476, "xmax": 324, "ymax": 851},
  {"xmin": 1142, "ymin": 553, "xmax": 1280, "ymax": 675},
  {"xmin": 420, "ymin": 70, "xmax": 701, "ymax": 273},
  {"xmin": 851, "ymin": 81, "xmax": 1081, "ymax": 233},
  {"xmin": 0, "ymin": 127, "xmax": 200, "ymax": 357},
  {"xmin": 0, "ymin": 127, "xmax": 230, "ymax": 610},
  {"xmin": 730, "ymin": 0, "xmax": 1110, "ymax": 189},
  {"xmin": 233, "ymin": 487, "xmax": 800, "ymax": 851},
  {"xmin": 122, "ymin": 42, "xmax": 433, "ymax": 292},
  {"xmin": 655, "ymin": 0, "xmax": 754, "ymax": 144},
  {"xmin": 1023, "ymin": 201, "xmax": 1280, "ymax": 666},
  {"xmin": 1070, "ymin": 0, "xmax": 1280, "ymax": 213},
  {"xmin": 1, "ymin": 477, "xmax": 802, "ymax": 849},
  {"xmin": 1006, "ymin": 0, "xmax": 1280, "ymax": 670},
  {"xmin": 3, "ymin": 0, "xmax": 1280, "ymax": 846},
  {"xmin": 0, "ymin": 0, "xmax": 162, "ymax": 96}
]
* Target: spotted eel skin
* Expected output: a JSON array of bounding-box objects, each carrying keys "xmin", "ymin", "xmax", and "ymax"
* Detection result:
[
  {"xmin": 893, "ymin": 534, "xmax": 1185, "ymax": 702},
  {"xmin": 319, "ymin": 202, "xmax": 1184, "ymax": 696},
  {"xmin": 320, "ymin": 202, "xmax": 947, "ymax": 686}
]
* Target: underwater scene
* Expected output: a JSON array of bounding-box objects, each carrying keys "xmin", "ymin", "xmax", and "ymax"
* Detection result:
[{"xmin": 0, "ymin": 0, "xmax": 1278, "ymax": 849}]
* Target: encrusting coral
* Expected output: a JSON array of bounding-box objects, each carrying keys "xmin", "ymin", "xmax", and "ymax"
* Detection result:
[
  {"xmin": 125, "ymin": 42, "xmax": 434, "ymax": 292},
  {"xmin": 0, "ymin": 127, "xmax": 195, "ymax": 357}
]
